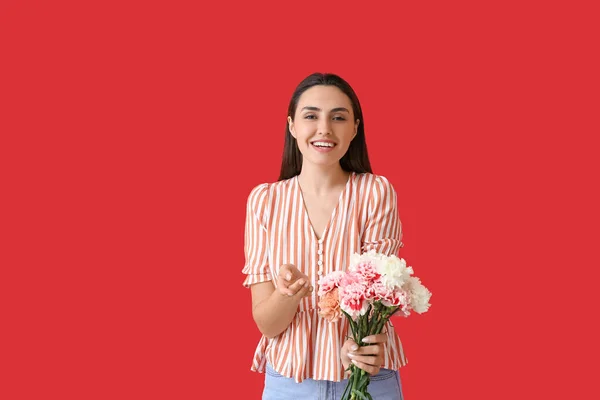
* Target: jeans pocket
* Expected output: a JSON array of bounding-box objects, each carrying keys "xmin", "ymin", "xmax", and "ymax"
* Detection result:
[
  {"xmin": 365, "ymin": 369, "xmax": 403, "ymax": 400},
  {"xmin": 370, "ymin": 368, "xmax": 396, "ymax": 382}
]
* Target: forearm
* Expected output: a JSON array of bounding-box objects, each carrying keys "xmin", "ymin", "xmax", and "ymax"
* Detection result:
[{"xmin": 252, "ymin": 290, "xmax": 301, "ymax": 338}]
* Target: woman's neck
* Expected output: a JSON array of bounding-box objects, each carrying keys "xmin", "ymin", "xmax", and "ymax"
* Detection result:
[{"xmin": 297, "ymin": 164, "xmax": 350, "ymax": 195}]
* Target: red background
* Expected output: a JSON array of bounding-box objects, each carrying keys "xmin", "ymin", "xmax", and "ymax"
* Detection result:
[{"xmin": 1, "ymin": 1, "xmax": 598, "ymax": 399}]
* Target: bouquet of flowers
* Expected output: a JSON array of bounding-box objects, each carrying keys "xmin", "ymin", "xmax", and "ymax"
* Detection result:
[{"xmin": 317, "ymin": 250, "xmax": 432, "ymax": 400}]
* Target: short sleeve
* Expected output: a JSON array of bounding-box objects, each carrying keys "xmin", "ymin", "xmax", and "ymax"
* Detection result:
[
  {"xmin": 361, "ymin": 176, "xmax": 404, "ymax": 256},
  {"xmin": 242, "ymin": 183, "xmax": 272, "ymax": 288}
]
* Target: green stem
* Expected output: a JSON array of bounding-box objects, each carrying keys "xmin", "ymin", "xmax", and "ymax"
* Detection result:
[
  {"xmin": 342, "ymin": 310, "xmax": 359, "ymax": 344},
  {"xmin": 341, "ymin": 376, "xmax": 352, "ymax": 400},
  {"xmin": 376, "ymin": 307, "xmax": 394, "ymax": 334},
  {"xmin": 360, "ymin": 313, "xmax": 366, "ymax": 342},
  {"xmin": 369, "ymin": 306, "xmax": 381, "ymax": 336},
  {"xmin": 345, "ymin": 303, "xmax": 400, "ymax": 399},
  {"xmin": 351, "ymin": 365, "xmax": 358, "ymax": 399}
]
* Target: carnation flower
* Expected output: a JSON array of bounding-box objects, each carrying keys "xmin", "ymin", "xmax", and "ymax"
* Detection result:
[
  {"xmin": 380, "ymin": 287, "xmax": 409, "ymax": 308},
  {"xmin": 318, "ymin": 287, "xmax": 342, "ymax": 322},
  {"xmin": 354, "ymin": 261, "xmax": 380, "ymax": 283},
  {"xmin": 339, "ymin": 282, "xmax": 369, "ymax": 320},
  {"xmin": 317, "ymin": 270, "xmax": 345, "ymax": 296},
  {"xmin": 405, "ymin": 276, "xmax": 432, "ymax": 314},
  {"xmin": 377, "ymin": 255, "xmax": 413, "ymax": 289},
  {"xmin": 339, "ymin": 271, "xmax": 362, "ymax": 287},
  {"xmin": 369, "ymin": 280, "xmax": 391, "ymax": 301}
]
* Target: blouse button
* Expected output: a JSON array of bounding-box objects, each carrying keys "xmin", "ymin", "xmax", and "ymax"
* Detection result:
[
  {"xmin": 317, "ymin": 260, "xmax": 323, "ymax": 266},
  {"xmin": 317, "ymin": 270, "xmax": 323, "ymax": 276},
  {"xmin": 318, "ymin": 249, "xmax": 323, "ymax": 255},
  {"xmin": 318, "ymin": 238, "xmax": 323, "ymax": 244}
]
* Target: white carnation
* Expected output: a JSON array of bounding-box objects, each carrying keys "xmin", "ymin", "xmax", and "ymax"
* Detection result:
[
  {"xmin": 406, "ymin": 276, "xmax": 432, "ymax": 314},
  {"xmin": 377, "ymin": 256, "xmax": 413, "ymax": 289}
]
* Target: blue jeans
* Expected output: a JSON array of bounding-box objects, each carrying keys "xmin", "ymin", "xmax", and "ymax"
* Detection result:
[{"xmin": 263, "ymin": 364, "xmax": 404, "ymax": 400}]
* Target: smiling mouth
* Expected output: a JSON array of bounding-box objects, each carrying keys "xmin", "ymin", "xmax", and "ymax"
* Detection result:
[{"xmin": 310, "ymin": 141, "xmax": 337, "ymax": 148}]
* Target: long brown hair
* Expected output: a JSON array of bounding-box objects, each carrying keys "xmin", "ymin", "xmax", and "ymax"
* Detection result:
[{"xmin": 278, "ymin": 73, "xmax": 373, "ymax": 181}]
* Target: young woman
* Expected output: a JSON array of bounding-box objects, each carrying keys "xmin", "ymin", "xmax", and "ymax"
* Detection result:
[{"xmin": 242, "ymin": 73, "xmax": 406, "ymax": 399}]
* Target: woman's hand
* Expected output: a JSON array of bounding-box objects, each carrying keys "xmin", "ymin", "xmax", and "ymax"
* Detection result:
[
  {"xmin": 341, "ymin": 331, "xmax": 388, "ymax": 375},
  {"xmin": 276, "ymin": 264, "xmax": 313, "ymax": 298}
]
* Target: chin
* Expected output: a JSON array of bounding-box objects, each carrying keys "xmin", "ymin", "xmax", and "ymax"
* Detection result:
[{"xmin": 304, "ymin": 158, "xmax": 341, "ymax": 168}]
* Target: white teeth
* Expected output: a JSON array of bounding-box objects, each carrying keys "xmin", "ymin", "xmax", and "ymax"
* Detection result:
[{"xmin": 312, "ymin": 141, "xmax": 335, "ymax": 148}]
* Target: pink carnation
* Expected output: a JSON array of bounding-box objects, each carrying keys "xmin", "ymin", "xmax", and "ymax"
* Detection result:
[
  {"xmin": 340, "ymin": 282, "xmax": 369, "ymax": 320},
  {"xmin": 355, "ymin": 261, "xmax": 381, "ymax": 283},
  {"xmin": 339, "ymin": 271, "xmax": 362, "ymax": 288},
  {"xmin": 380, "ymin": 288, "xmax": 410, "ymax": 308},
  {"xmin": 370, "ymin": 280, "xmax": 392, "ymax": 301},
  {"xmin": 317, "ymin": 271, "xmax": 345, "ymax": 296}
]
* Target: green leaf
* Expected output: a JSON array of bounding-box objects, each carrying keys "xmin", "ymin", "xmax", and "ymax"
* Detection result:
[
  {"xmin": 369, "ymin": 310, "xmax": 381, "ymax": 336},
  {"xmin": 358, "ymin": 372, "xmax": 370, "ymax": 387},
  {"xmin": 342, "ymin": 310, "xmax": 360, "ymax": 343},
  {"xmin": 351, "ymin": 389, "xmax": 369, "ymax": 400},
  {"xmin": 341, "ymin": 379, "xmax": 352, "ymax": 400}
]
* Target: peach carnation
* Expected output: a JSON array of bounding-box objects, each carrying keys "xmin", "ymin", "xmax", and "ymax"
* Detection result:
[{"xmin": 318, "ymin": 287, "xmax": 342, "ymax": 322}]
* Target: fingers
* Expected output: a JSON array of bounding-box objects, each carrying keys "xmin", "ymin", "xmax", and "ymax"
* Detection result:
[
  {"xmin": 347, "ymin": 342, "xmax": 384, "ymax": 375},
  {"xmin": 347, "ymin": 354, "xmax": 381, "ymax": 367},
  {"xmin": 361, "ymin": 333, "xmax": 388, "ymax": 345},
  {"xmin": 350, "ymin": 344, "xmax": 381, "ymax": 356},
  {"xmin": 280, "ymin": 277, "xmax": 313, "ymax": 297},
  {"xmin": 277, "ymin": 278, "xmax": 298, "ymax": 296},
  {"xmin": 288, "ymin": 278, "xmax": 306, "ymax": 292},
  {"xmin": 290, "ymin": 278, "xmax": 313, "ymax": 297},
  {"xmin": 340, "ymin": 339, "xmax": 358, "ymax": 370},
  {"xmin": 277, "ymin": 264, "xmax": 313, "ymax": 297},
  {"xmin": 276, "ymin": 265, "xmax": 297, "ymax": 296},
  {"xmin": 278, "ymin": 283, "xmax": 295, "ymax": 296},
  {"xmin": 296, "ymin": 280, "xmax": 313, "ymax": 298},
  {"xmin": 342, "ymin": 336, "xmax": 386, "ymax": 374},
  {"xmin": 340, "ymin": 339, "xmax": 358, "ymax": 357},
  {"xmin": 302, "ymin": 281, "xmax": 314, "ymax": 297},
  {"xmin": 344, "ymin": 339, "xmax": 359, "ymax": 352},
  {"xmin": 278, "ymin": 264, "xmax": 295, "ymax": 282},
  {"xmin": 347, "ymin": 357, "xmax": 381, "ymax": 376},
  {"xmin": 279, "ymin": 264, "xmax": 310, "ymax": 282},
  {"xmin": 276, "ymin": 277, "xmax": 293, "ymax": 296}
]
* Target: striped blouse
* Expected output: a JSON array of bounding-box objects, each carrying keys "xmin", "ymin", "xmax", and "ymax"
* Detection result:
[{"xmin": 242, "ymin": 172, "xmax": 408, "ymax": 383}]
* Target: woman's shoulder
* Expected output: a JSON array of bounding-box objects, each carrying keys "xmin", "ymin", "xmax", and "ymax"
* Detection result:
[
  {"xmin": 353, "ymin": 172, "xmax": 396, "ymax": 192},
  {"xmin": 246, "ymin": 176, "xmax": 295, "ymax": 202},
  {"xmin": 246, "ymin": 183, "xmax": 269, "ymax": 211},
  {"xmin": 247, "ymin": 182, "xmax": 268, "ymax": 198}
]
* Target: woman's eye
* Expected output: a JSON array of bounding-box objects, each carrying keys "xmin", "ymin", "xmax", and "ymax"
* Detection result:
[
  {"xmin": 304, "ymin": 115, "xmax": 316, "ymax": 119},
  {"xmin": 333, "ymin": 116, "xmax": 346, "ymax": 121}
]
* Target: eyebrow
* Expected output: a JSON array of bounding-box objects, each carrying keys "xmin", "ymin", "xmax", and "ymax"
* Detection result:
[{"xmin": 300, "ymin": 106, "xmax": 350, "ymax": 113}]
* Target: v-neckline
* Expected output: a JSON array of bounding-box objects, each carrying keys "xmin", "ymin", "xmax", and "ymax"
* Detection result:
[{"xmin": 296, "ymin": 172, "xmax": 354, "ymax": 242}]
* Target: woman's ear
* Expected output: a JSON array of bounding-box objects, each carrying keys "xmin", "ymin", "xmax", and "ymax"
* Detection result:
[
  {"xmin": 288, "ymin": 116, "xmax": 296, "ymax": 138},
  {"xmin": 353, "ymin": 119, "xmax": 360, "ymax": 139}
]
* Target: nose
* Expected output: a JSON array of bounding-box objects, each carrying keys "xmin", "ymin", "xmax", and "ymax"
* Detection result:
[{"xmin": 317, "ymin": 117, "xmax": 332, "ymax": 136}]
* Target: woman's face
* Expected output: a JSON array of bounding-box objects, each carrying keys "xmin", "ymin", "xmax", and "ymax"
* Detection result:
[{"xmin": 288, "ymin": 85, "xmax": 359, "ymax": 168}]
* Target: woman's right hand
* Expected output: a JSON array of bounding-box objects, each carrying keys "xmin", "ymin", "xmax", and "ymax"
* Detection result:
[
  {"xmin": 340, "ymin": 330, "xmax": 388, "ymax": 376},
  {"xmin": 276, "ymin": 264, "xmax": 313, "ymax": 298}
]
